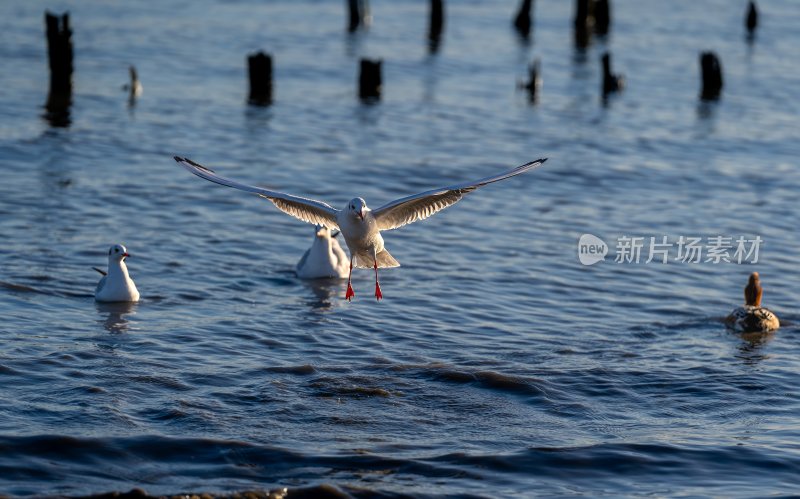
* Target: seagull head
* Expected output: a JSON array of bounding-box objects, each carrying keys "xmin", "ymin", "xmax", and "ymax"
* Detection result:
[
  {"xmin": 108, "ymin": 244, "xmax": 130, "ymax": 262},
  {"xmin": 347, "ymin": 198, "xmax": 368, "ymax": 221}
]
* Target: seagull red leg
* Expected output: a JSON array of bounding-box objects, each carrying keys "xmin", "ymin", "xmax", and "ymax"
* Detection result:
[
  {"xmin": 374, "ymin": 258, "xmax": 383, "ymax": 301},
  {"xmin": 345, "ymin": 257, "xmax": 355, "ymax": 301}
]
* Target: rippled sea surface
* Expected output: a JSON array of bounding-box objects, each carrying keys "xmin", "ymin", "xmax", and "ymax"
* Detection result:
[{"xmin": 1, "ymin": 1, "xmax": 800, "ymax": 497}]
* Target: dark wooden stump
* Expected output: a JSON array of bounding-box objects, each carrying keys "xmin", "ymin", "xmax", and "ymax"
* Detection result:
[
  {"xmin": 573, "ymin": 0, "xmax": 593, "ymax": 49},
  {"xmin": 513, "ymin": 0, "xmax": 534, "ymax": 40},
  {"xmin": 745, "ymin": 1, "xmax": 758, "ymax": 36},
  {"xmin": 358, "ymin": 59, "xmax": 382, "ymax": 101},
  {"xmin": 601, "ymin": 52, "xmax": 624, "ymax": 98},
  {"xmin": 699, "ymin": 52, "xmax": 723, "ymax": 101},
  {"xmin": 521, "ymin": 58, "xmax": 541, "ymax": 104},
  {"xmin": 248, "ymin": 51, "xmax": 273, "ymax": 106},
  {"xmin": 428, "ymin": 0, "xmax": 444, "ymax": 53},
  {"xmin": 347, "ymin": 0, "xmax": 360, "ymax": 32},
  {"xmin": 347, "ymin": 0, "xmax": 370, "ymax": 32},
  {"xmin": 44, "ymin": 11, "xmax": 73, "ymax": 126},
  {"xmin": 594, "ymin": 0, "xmax": 610, "ymax": 36}
]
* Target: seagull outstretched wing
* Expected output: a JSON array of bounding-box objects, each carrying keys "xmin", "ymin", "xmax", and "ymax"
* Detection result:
[
  {"xmin": 175, "ymin": 157, "xmax": 340, "ymax": 229},
  {"xmin": 372, "ymin": 158, "xmax": 547, "ymax": 231}
]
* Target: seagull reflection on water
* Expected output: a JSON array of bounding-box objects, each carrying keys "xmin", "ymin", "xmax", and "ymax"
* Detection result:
[
  {"xmin": 301, "ymin": 278, "xmax": 347, "ymax": 312},
  {"xmin": 95, "ymin": 301, "xmax": 137, "ymax": 333}
]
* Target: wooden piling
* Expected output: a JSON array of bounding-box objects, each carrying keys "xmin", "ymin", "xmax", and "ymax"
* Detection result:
[
  {"xmin": 347, "ymin": 0, "xmax": 370, "ymax": 32},
  {"xmin": 248, "ymin": 51, "xmax": 273, "ymax": 106},
  {"xmin": 745, "ymin": 1, "xmax": 758, "ymax": 36},
  {"xmin": 699, "ymin": 52, "xmax": 723, "ymax": 101},
  {"xmin": 573, "ymin": 0, "xmax": 593, "ymax": 49},
  {"xmin": 347, "ymin": 0, "xmax": 360, "ymax": 32},
  {"xmin": 513, "ymin": 0, "xmax": 533, "ymax": 40},
  {"xmin": 601, "ymin": 52, "xmax": 624, "ymax": 98},
  {"xmin": 522, "ymin": 58, "xmax": 541, "ymax": 104},
  {"xmin": 44, "ymin": 11, "xmax": 73, "ymax": 125},
  {"xmin": 358, "ymin": 59, "xmax": 382, "ymax": 101},
  {"xmin": 429, "ymin": 0, "xmax": 444, "ymax": 53},
  {"xmin": 594, "ymin": 0, "xmax": 610, "ymax": 36}
]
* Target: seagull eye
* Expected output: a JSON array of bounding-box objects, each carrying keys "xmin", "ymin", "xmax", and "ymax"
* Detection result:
[{"xmin": 115, "ymin": 248, "xmax": 119, "ymax": 253}]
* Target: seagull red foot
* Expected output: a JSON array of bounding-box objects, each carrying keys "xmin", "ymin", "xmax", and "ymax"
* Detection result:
[
  {"xmin": 374, "ymin": 259, "xmax": 383, "ymax": 301},
  {"xmin": 346, "ymin": 257, "xmax": 355, "ymax": 301}
]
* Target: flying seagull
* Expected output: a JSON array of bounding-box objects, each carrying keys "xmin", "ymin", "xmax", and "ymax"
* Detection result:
[
  {"xmin": 174, "ymin": 156, "xmax": 547, "ymax": 301},
  {"xmin": 94, "ymin": 244, "xmax": 140, "ymax": 302}
]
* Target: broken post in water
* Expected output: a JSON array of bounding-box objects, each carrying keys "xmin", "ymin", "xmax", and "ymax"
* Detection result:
[
  {"xmin": 347, "ymin": 0, "xmax": 371, "ymax": 32},
  {"xmin": 699, "ymin": 52, "xmax": 723, "ymax": 101},
  {"xmin": 428, "ymin": 0, "xmax": 444, "ymax": 53},
  {"xmin": 573, "ymin": 0, "xmax": 593, "ymax": 49},
  {"xmin": 520, "ymin": 58, "xmax": 541, "ymax": 104},
  {"xmin": 601, "ymin": 52, "xmax": 624, "ymax": 99},
  {"xmin": 248, "ymin": 51, "xmax": 273, "ymax": 106},
  {"xmin": 513, "ymin": 0, "xmax": 534, "ymax": 40},
  {"xmin": 745, "ymin": 1, "xmax": 758, "ymax": 38},
  {"xmin": 44, "ymin": 11, "xmax": 73, "ymax": 126},
  {"xmin": 594, "ymin": 0, "xmax": 610, "ymax": 36},
  {"xmin": 358, "ymin": 59, "xmax": 382, "ymax": 101}
]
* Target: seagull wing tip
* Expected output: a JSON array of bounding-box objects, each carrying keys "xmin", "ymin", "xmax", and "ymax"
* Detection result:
[{"xmin": 175, "ymin": 156, "xmax": 215, "ymax": 173}]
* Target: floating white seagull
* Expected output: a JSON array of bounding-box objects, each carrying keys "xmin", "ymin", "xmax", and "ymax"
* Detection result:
[
  {"xmin": 296, "ymin": 225, "xmax": 350, "ymax": 279},
  {"xmin": 94, "ymin": 244, "xmax": 140, "ymax": 303},
  {"xmin": 174, "ymin": 156, "xmax": 547, "ymax": 300}
]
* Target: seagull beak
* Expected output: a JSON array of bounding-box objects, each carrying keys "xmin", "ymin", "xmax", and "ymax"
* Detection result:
[{"xmin": 122, "ymin": 252, "xmax": 130, "ymax": 258}]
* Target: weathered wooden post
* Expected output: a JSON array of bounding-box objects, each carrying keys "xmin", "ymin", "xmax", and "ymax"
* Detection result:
[
  {"xmin": 44, "ymin": 11, "xmax": 73, "ymax": 126},
  {"xmin": 358, "ymin": 59, "xmax": 382, "ymax": 101},
  {"xmin": 347, "ymin": 0, "xmax": 361, "ymax": 32},
  {"xmin": 248, "ymin": 51, "xmax": 273, "ymax": 106},
  {"xmin": 573, "ymin": 0, "xmax": 592, "ymax": 49},
  {"xmin": 601, "ymin": 52, "xmax": 624, "ymax": 98},
  {"xmin": 594, "ymin": 0, "xmax": 610, "ymax": 36},
  {"xmin": 513, "ymin": 0, "xmax": 533, "ymax": 40},
  {"xmin": 699, "ymin": 52, "xmax": 723, "ymax": 101},
  {"xmin": 428, "ymin": 0, "xmax": 444, "ymax": 53},
  {"xmin": 520, "ymin": 58, "xmax": 541, "ymax": 104},
  {"xmin": 745, "ymin": 1, "xmax": 758, "ymax": 37},
  {"xmin": 347, "ymin": 0, "xmax": 370, "ymax": 32}
]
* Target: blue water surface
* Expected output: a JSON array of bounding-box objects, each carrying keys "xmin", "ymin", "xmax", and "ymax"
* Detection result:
[{"xmin": 1, "ymin": 0, "xmax": 799, "ymax": 497}]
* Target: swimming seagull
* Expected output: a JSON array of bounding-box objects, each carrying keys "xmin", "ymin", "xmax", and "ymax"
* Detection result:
[
  {"xmin": 296, "ymin": 225, "xmax": 350, "ymax": 279},
  {"xmin": 94, "ymin": 244, "xmax": 140, "ymax": 303},
  {"xmin": 725, "ymin": 272, "xmax": 779, "ymax": 333},
  {"xmin": 174, "ymin": 156, "xmax": 547, "ymax": 300}
]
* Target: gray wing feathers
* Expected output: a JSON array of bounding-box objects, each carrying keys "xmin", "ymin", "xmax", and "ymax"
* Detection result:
[
  {"xmin": 263, "ymin": 196, "xmax": 340, "ymax": 229},
  {"xmin": 373, "ymin": 189, "xmax": 470, "ymax": 231},
  {"xmin": 373, "ymin": 158, "xmax": 546, "ymax": 231},
  {"xmin": 94, "ymin": 275, "xmax": 108, "ymax": 295},
  {"xmin": 175, "ymin": 156, "xmax": 339, "ymax": 229}
]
